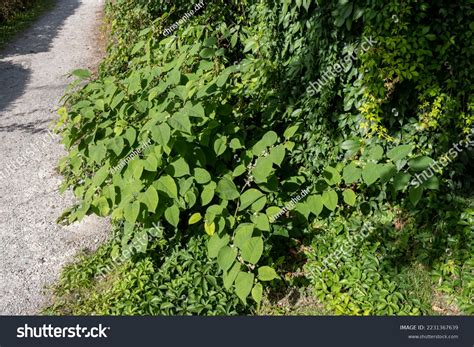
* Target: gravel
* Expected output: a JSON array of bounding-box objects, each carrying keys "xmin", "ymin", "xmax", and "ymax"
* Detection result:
[{"xmin": 0, "ymin": 0, "xmax": 109, "ymax": 315}]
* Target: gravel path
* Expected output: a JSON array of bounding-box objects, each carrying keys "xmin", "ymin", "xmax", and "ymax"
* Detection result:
[{"xmin": 0, "ymin": 0, "xmax": 109, "ymax": 315}]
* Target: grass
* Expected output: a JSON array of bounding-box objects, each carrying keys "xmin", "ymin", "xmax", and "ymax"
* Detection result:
[{"xmin": 0, "ymin": 0, "xmax": 55, "ymax": 49}]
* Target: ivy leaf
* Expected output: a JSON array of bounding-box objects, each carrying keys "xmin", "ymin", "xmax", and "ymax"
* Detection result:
[
  {"xmin": 164, "ymin": 205, "xmax": 180, "ymax": 227},
  {"xmin": 322, "ymin": 190, "xmax": 338, "ymax": 211},
  {"xmin": 141, "ymin": 186, "xmax": 159, "ymax": 212},
  {"xmin": 240, "ymin": 237, "xmax": 263, "ymax": 264},
  {"xmin": 235, "ymin": 272, "xmax": 254, "ymax": 303},
  {"xmin": 343, "ymin": 189, "xmax": 357, "ymax": 206},
  {"xmin": 258, "ymin": 266, "xmax": 279, "ymax": 281},
  {"xmin": 217, "ymin": 246, "xmax": 237, "ymax": 272},
  {"xmin": 216, "ymin": 177, "xmax": 240, "ymax": 200}
]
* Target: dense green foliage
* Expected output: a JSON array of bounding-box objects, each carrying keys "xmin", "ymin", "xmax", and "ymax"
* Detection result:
[{"xmin": 51, "ymin": 0, "xmax": 473, "ymax": 315}]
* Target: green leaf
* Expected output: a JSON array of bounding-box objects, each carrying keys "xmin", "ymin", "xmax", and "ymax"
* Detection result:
[
  {"xmin": 201, "ymin": 182, "xmax": 216, "ymax": 205},
  {"xmin": 323, "ymin": 166, "xmax": 341, "ymax": 185},
  {"xmin": 124, "ymin": 128, "xmax": 137, "ymax": 146},
  {"xmin": 239, "ymin": 189, "xmax": 265, "ymax": 211},
  {"xmin": 213, "ymin": 136, "xmax": 227, "ymax": 156},
  {"xmin": 235, "ymin": 272, "xmax": 254, "ymax": 303},
  {"xmin": 168, "ymin": 113, "xmax": 191, "ymax": 134},
  {"xmin": 366, "ymin": 145, "xmax": 383, "ymax": 161},
  {"xmin": 252, "ymin": 283, "xmax": 263, "ymax": 305},
  {"xmin": 204, "ymin": 221, "xmax": 215, "ymax": 235},
  {"xmin": 234, "ymin": 223, "xmax": 254, "ymax": 249},
  {"xmin": 269, "ymin": 145, "xmax": 285, "ymax": 166},
  {"xmin": 71, "ymin": 69, "xmax": 91, "ymax": 79},
  {"xmin": 240, "ymin": 237, "xmax": 263, "ymax": 264},
  {"xmin": 188, "ymin": 212, "xmax": 202, "ymax": 225},
  {"xmin": 156, "ymin": 175, "xmax": 178, "ymax": 198},
  {"xmin": 131, "ymin": 229, "xmax": 148, "ymax": 253},
  {"xmin": 95, "ymin": 196, "xmax": 110, "ymax": 216},
  {"xmin": 168, "ymin": 157, "xmax": 190, "ymax": 177},
  {"xmin": 124, "ymin": 200, "xmax": 140, "ymax": 224},
  {"xmin": 164, "ymin": 205, "xmax": 180, "ymax": 227},
  {"xmin": 307, "ymin": 194, "xmax": 323, "ymax": 216},
  {"xmin": 387, "ymin": 145, "xmax": 413, "ymax": 162},
  {"xmin": 322, "ymin": 190, "xmax": 338, "ymax": 211},
  {"xmin": 194, "ymin": 168, "xmax": 211, "ymax": 184},
  {"xmin": 423, "ymin": 176, "xmax": 439, "ymax": 190},
  {"xmin": 393, "ymin": 172, "xmax": 411, "ymax": 191},
  {"xmin": 378, "ymin": 163, "xmax": 397, "ymax": 183},
  {"xmin": 283, "ymin": 124, "xmax": 299, "ymax": 139},
  {"xmin": 151, "ymin": 123, "xmax": 171, "ymax": 147},
  {"xmin": 92, "ymin": 166, "xmax": 109, "ymax": 187},
  {"xmin": 216, "ymin": 177, "xmax": 239, "ymax": 200},
  {"xmin": 208, "ymin": 233, "xmax": 229, "ymax": 258},
  {"xmin": 258, "ymin": 266, "xmax": 279, "ymax": 281},
  {"xmin": 408, "ymin": 156, "xmax": 434, "ymax": 172},
  {"xmin": 141, "ymin": 186, "xmax": 159, "ymax": 212},
  {"xmin": 409, "ymin": 186, "xmax": 423, "ymax": 206},
  {"xmin": 343, "ymin": 162, "xmax": 361, "ymax": 184},
  {"xmin": 223, "ymin": 261, "xmax": 241, "ymax": 289},
  {"xmin": 200, "ymin": 48, "xmax": 216, "ymax": 58},
  {"xmin": 109, "ymin": 137, "xmax": 125, "ymax": 156},
  {"xmin": 217, "ymin": 246, "xmax": 237, "ymax": 272},
  {"xmin": 252, "ymin": 156, "xmax": 273, "ymax": 183},
  {"xmin": 343, "ymin": 189, "xmax": 357, "ymax": 206},
  {"xmin": 362, "ymin": 162, "xmax": 380, "ymax": 186}
]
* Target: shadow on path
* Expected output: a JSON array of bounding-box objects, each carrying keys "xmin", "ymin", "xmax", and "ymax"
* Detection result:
[{"xmin": 0, "ymin": 0, "xmax": 80, "ymax": 115}]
